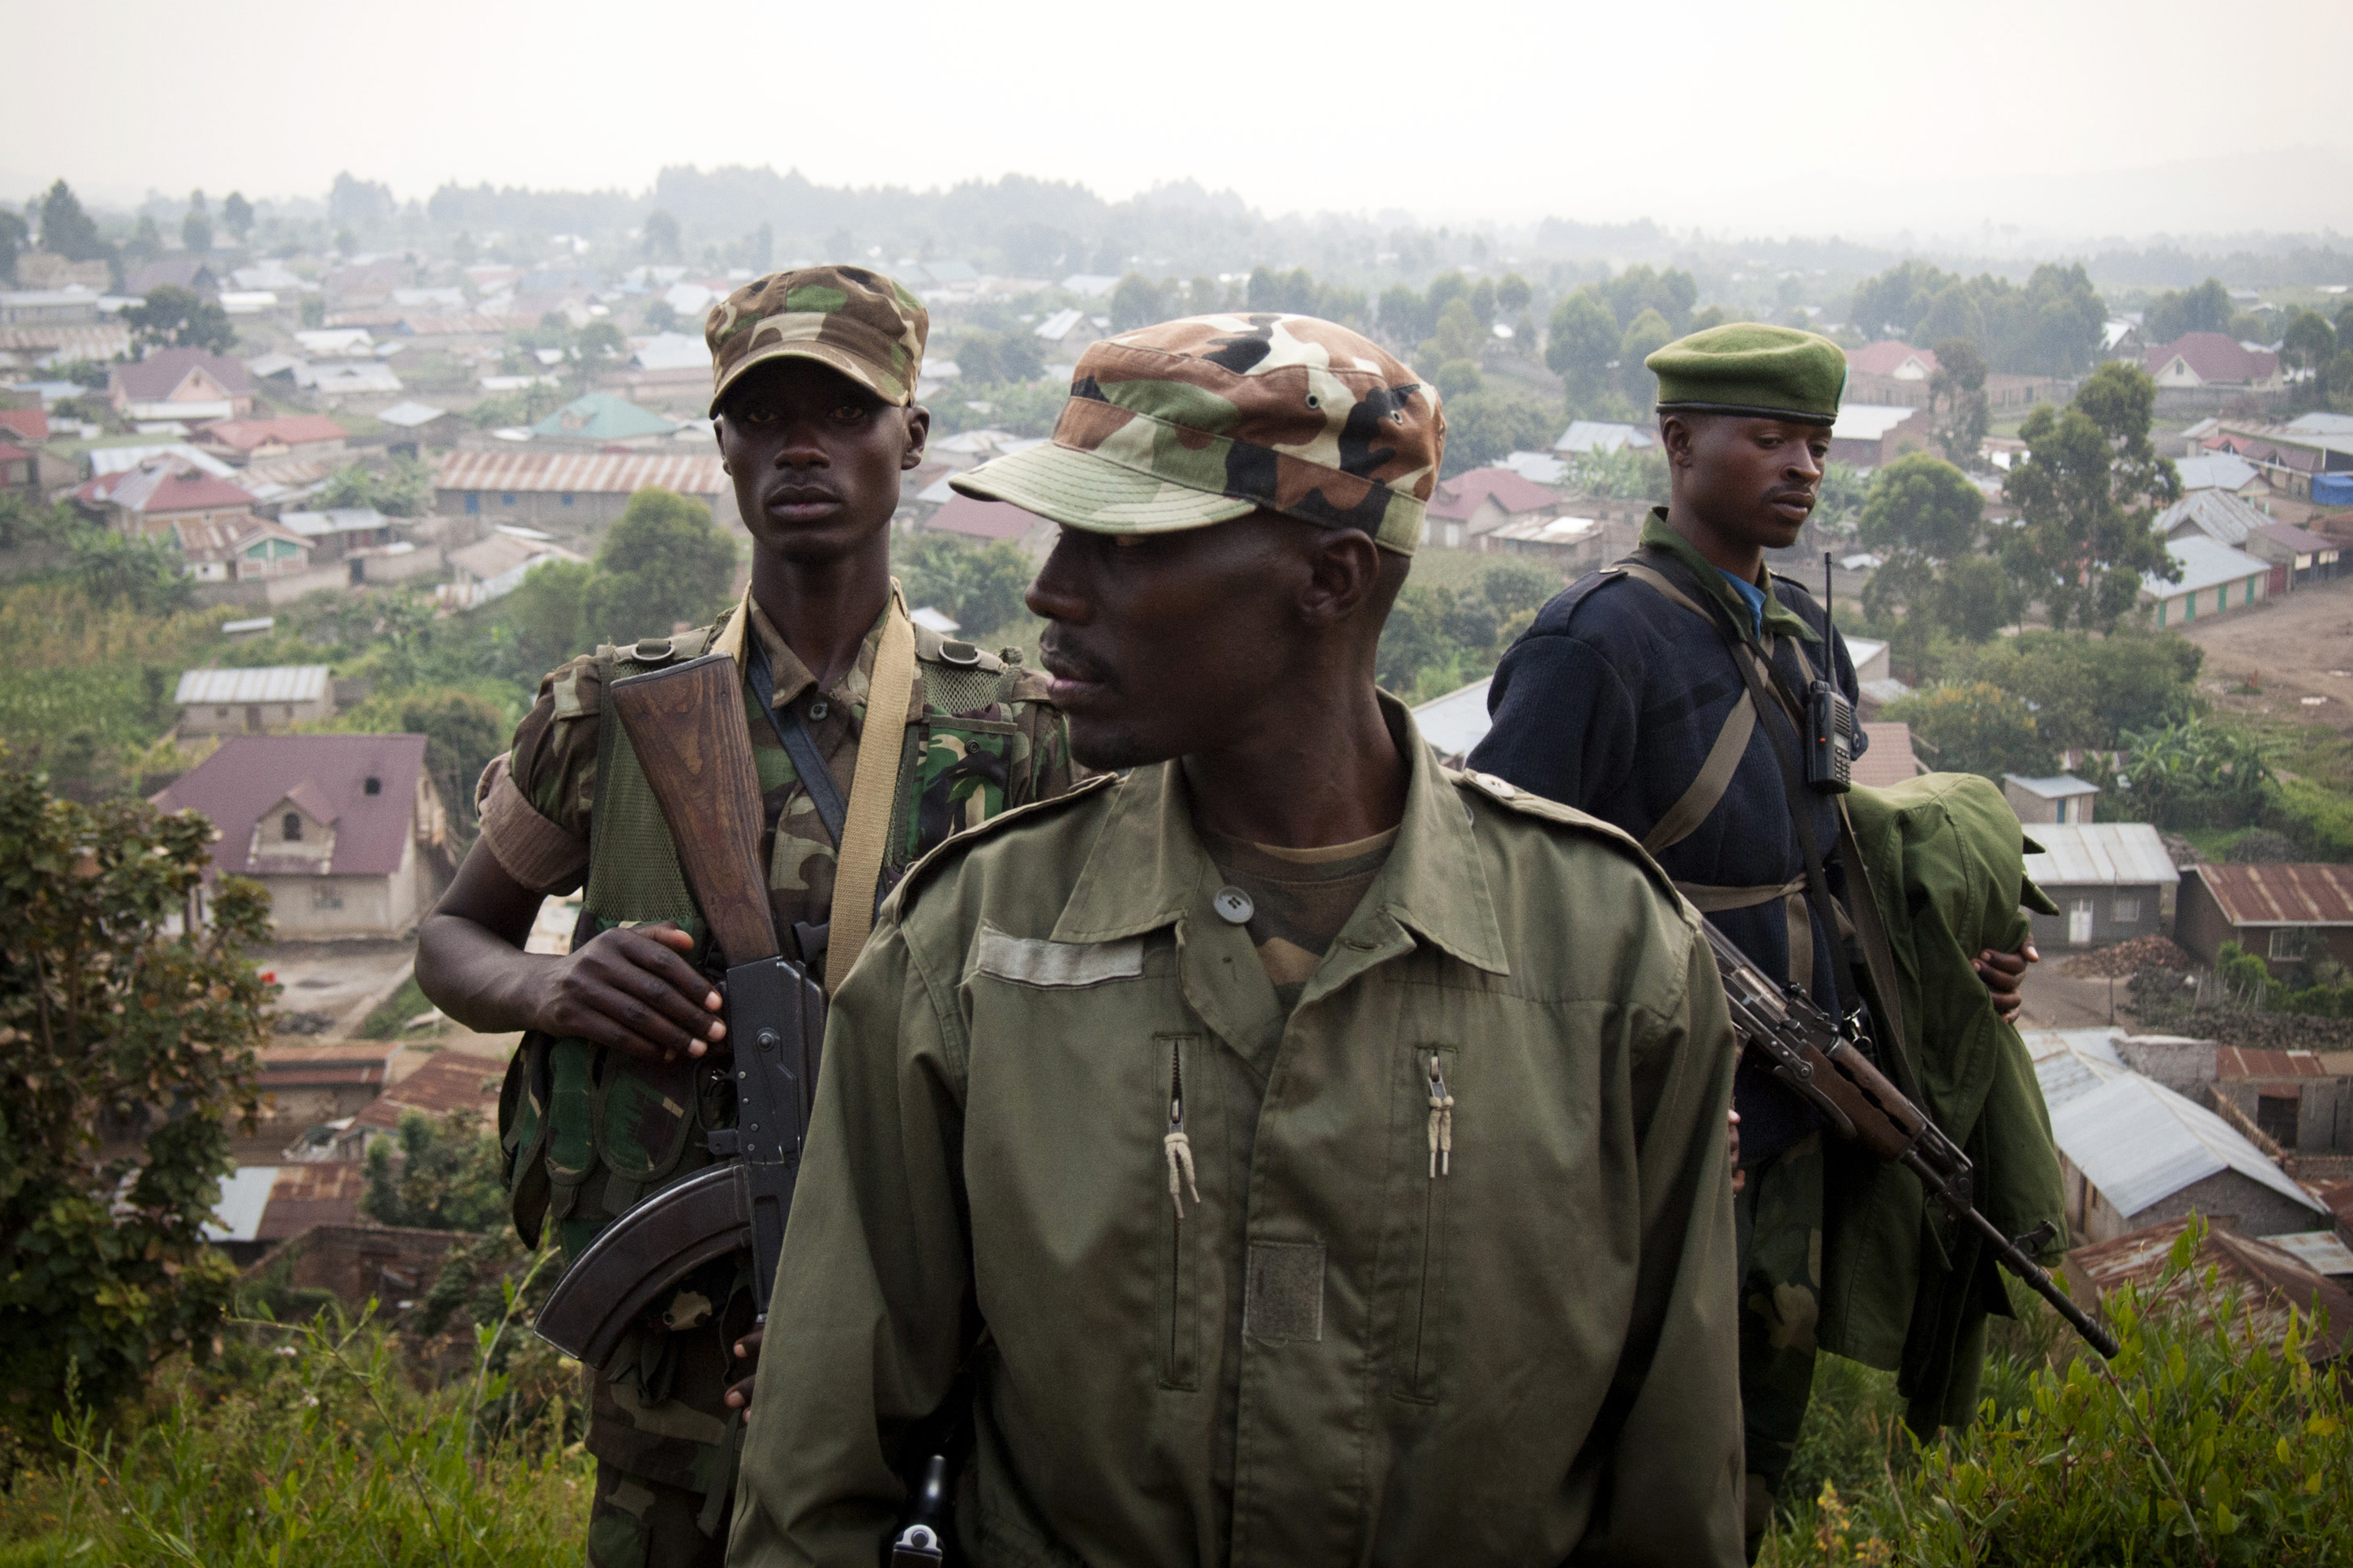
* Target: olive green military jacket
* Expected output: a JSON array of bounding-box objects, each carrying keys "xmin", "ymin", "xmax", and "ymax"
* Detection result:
[{"xmin": 730, "ymin": 700, "xmax": 1746, "ymax": 1568}]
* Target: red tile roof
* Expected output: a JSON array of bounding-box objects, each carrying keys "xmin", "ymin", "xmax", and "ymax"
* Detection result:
[
  {"xmin": 1426, "ymin": 466, "xmax": 1559, "ymax": 522},
  {"xmin": 1850, "ymin": 722, "xmax": 1922, "ymax": 789},
  {"xmin": 201, "ymin": 415, "xmax": 348, "ymax": 452},
  {"xmin": 2188, "ymin": 863, "xmax": 2353, "ymax": 928},
  {"xmin": 2145, "ymin": 332, "xmax": 2279, "ymax": 386},
  {"xmin": 123, "ymin": 469, "xmax": 259, "ymax": 514},
  {"xmin": 152, "ymin": 733, "xmax": 428, "ymax": 879},
  {"xmin": 1845, "ymin": 341, "xmax": 1939, "ymax": 377},
  {"xmin": 0, "ymin": 442, "xmax": 32, "ymax": 466},
  {"xmin": 110, "ymin": 345, "xmax": 255, "ymax": 402},
  {"xmin": 0, "ymin": 408, "xmax": 49, "ymax": 443},
  {"xmin": 923, "ymin": 495, "xmax": 1038, "ymax": 542}
]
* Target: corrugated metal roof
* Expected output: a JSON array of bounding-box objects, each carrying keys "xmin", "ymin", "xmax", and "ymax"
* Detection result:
[
  {"xmin": 2153, "ymin": 486, "xmax": 2268, "ymax": 544},
  {"xmin": 2047, "ymin": 1070, "xmax": 2323, "ymax": 1219},
  {"xmin": 433, "ymin": 449, "xmax": 726, "ymax": 496},
  {"xmin": 2026, "ymin": 1028, "xmax": 2131, "ymax": 1111},
  {"xmin": 2189, "ymin": 863, "xmax": 2353, "ymax": 928},
  {"xmin": 2214, "ymin": 1047, "xmax": 2330, "ymax": 1081},
  {"xmin": 351, "ymin": 1051, "xmax": 503, "ymax": 1129},
  {"xmin": 2070, "ymin": 1215, "xmax": 2353, "ymax": 1359},
  {"xmin": 175, "ymin": 666, "xmax": 331, "ymax": 706},
  {"xmin": 2261, "ymin": 1230, "xmax": 2353, "ymax": 1276},
  {"xmin": 203, "ymin": 1165, "xmax": 280, "ymax": 1242},
  {"xmin": 1413, "ymin": 678, "xmax": 1494, "ymax": 760},
  {"xmin": 2021, "ymin": 823, "xmax": 2180, "ymax": 888},
  {"xmin": 2004, "ymin": 773, "xmax": 2098, "ymax": 799},
  {"xmin": 2144, "ymin": 534, "xmax": 2269, "ymax": 598}
]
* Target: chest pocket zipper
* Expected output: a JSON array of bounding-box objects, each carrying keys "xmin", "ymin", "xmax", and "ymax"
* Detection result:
[
  {"xmin": 1400, "ymin": 1045, "xmax": 1455, "ymax": 1403},
  {"xmin": 1159, "ymin": 1034, "xmax": 1203, "ymax": 1391}
]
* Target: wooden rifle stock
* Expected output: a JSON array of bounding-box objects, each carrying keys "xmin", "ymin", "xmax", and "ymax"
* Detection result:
[
  {"xmin": 535, "ymin": 649, "xmax": 824, "ymax": 1371},
  {"xmin": 607, "ymin": 653, "xmax": 781, "ymax": 967}
]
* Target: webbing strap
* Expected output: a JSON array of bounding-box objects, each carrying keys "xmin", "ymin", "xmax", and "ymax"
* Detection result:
[
  {"xmin": 746, "ymin": 636, "xmax": 848, "ymax": 850},
  {"xmin": 1644, "ymin": 694, "xmax": 1755, "ymax": 855},
  {"xmin": 826, "ymin": 586, "xmax": 917, "ymax": 995},
  {"xmin": 1671, "ymin": 875, "xmax": 1806, "ymax": 913}
]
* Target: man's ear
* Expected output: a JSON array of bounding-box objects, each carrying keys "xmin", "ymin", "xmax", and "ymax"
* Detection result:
[
  {"xmin": 1660, "ymin": 412, "xmax": 1695, "ymax": 468},
  {"xmin": 1298, "ymin": 528, "xmax": 1384, "ymax": 628},
  {"xmin": 901, "ymin": 404, "xmax": 931, "ymax": 470},
  {"xmin": 712, "ymin": 409, "xmax": 729, "ymax": 472}
]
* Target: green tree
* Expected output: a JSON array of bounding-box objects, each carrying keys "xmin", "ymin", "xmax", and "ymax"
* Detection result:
[
  {"xmin": 1437, "ymin": 388, "xmax": 1551, "ymax": 477},
  {"xmin": 1858, "ymin": 453, "xmax": 2003, "ymax": 642},
  {"xmin": 588, "ymin": 488, "xmax": 737, "ymax": 633},
  {"xmin": 1618, "ymin": 308, "xmax": 1675, "ymax": 409},
  {"xmin": 1109, "ymin": 272, "xmax": 1165, "ymax": 332},
  {"xmin": 36, "ymin": 179, "xmax": 107, "ymax": 263},
  {"xmin": 362, "ymin": 1109, "xmax": 507, "ymax": 1232},
  {"xmin": 643, "ymin": 298, "xmax": 680, "ymax": 335},
  {"xmin": 1545, "ymin": 289, "xmax": 1619, "ymax": 406},
  {"xmin": 895, "ymin": 533, "xmax": 1034, "ymax": 638},
  {"xmin": 400, "ymin": 689, "xmax": 508, "ymax": 808},
  {"xmin": 317, "ymin": 456, "xmax": 430, "ymax": 518},
  {"xmin": 1928, "ymin": 337, "xmax": 1990, "ymax": 466},
  {"xmin": 957, "ymin": 325, "xmax": 1047, "ymax": 385},
  {"xmin": 221, "ymin": 191, "xmax": 253, "ymax": 241},
  {"xmin": 2110, "ymin": 717, "xmax": 2273, "ymax": 830},
  {"xmin": 1424, "ymin": 298, "xmax": 1484, "ymax": 369},
  {"xmin": 0, "ymin": 762, "xmax": 271, "ymax": 1442},
  {"xmin": 2280, "ymin": 309, "xmax": 2339, "ymax": 410},
  {"xmin": 1379, "ymin": 283, "xmax": 1430, "ymax": 345},
  {"xmin": 641, "ymin": 208, "xmax": 680, "ymax": 263},
  {"xmin": 1495, "ymin": 272, "xmax": 1532, "ymax": 318},
  {"xmin": 122, "ymin": 214, "xmax": 161, "ymax": 268},
  {"xmin": 66, "ymin": 524, "xmax": 193, "ymax": 614},
  {"xmin": 1916, "ymin": 284, "xmax": 1985, "ymax": 349},
  {"xmin": 1434, "ymin": 359, "xmax": 1484, "ymax": 399},
  {"xmin": 126, "ymin": 283, "xmax": 236, "ymax": 355},
  {"xmin": 506, "ymin": 557, "xmax": 594, "ymax": 675},
  {"xmin": 1594, "ymin": 264, "xmax": 1696, "ymax": 335},
  {"xmin": 1952, "ymin": 629, "xmax": 2201, "ymax": 753},
  {"xmin": 180, "ymin": 191, "xmax": 211, "ymax": 255},
  {"xmin": 1881, "ymin": 681, "xmax": 2053, "ymax": 782},
  {"xmin": 1481, "ymin": 561, "xmax": 1557, "ymax": 619},
  {"xmin": 0, "ymin": 208, "xmax": 25, "ymax": 285},
  {"xmin": 2144, "ymin": 277, "xmax": 2231, "ymax": 343},
  {"xmin": 2000, "ymin": 362, "xmax": 2179, "ymax": 632}
]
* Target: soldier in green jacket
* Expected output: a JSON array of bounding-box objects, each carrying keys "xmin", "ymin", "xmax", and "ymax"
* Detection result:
[
  {"xmin": 728, "ymin": 314, "xmax": 1747, "ymax": 1566},
  {"xmin": 415, "ymin": 266, "xmax": 1078, "ymax": 1568}
]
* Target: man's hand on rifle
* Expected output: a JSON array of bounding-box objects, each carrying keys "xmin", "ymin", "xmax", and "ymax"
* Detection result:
[
  {"xmin": 531, "ymin": 922, "xmax": 727, "ymax": 1062},
  {"xmin": 1973, "ymin": 941, "xmax": 2038, "ymax": 1023},
  {"xmin": 726, "ymin": 1326, "xmax": 762, "ymax": 1412}
]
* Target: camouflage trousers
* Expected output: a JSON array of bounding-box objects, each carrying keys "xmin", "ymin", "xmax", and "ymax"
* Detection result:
[
  {"xmin": 583, "ymin": 1258, "xmax": 756, "ymax": 1568},
  {"xmin": 1734, "ymin": 1132, "xmax": 1824, "ymax": 1553}
]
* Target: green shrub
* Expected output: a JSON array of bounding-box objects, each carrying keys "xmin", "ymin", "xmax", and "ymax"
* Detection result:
[{"xmin": 1764, "ymin": 1220, "xmax": 2353, "ymax": 1566}]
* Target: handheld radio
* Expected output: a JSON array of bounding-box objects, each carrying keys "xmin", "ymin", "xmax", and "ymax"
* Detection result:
[{"xmin": 1803, "ymin": 551, "xmax": 1854, "ymax": 794}]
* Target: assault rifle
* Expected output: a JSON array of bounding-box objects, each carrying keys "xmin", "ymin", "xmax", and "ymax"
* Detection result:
[
  {"xmin": 1702, "ymin": 920, "xmax": 2119, "ymax": 1359},
  {"xmin": 534, "ymin": 651, "xmax": 825, "ymax": 1370}
]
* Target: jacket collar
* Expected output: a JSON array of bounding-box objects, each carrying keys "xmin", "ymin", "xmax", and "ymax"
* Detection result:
[
  {"xmin": 1050, "ymin": 693, "xmax": 1508, "ymax": 979},
  {"xmin": 1640, "ymin": 508, "xmax": 1819, "ymax": 645}
]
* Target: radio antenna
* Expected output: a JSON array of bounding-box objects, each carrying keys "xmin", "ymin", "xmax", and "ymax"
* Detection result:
[{"xmin": 1822, "ymin": 551, "xmax": 1834, "ymax": 645}]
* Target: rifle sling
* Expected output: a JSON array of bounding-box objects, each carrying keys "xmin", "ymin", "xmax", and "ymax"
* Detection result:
[
  {"xmin": 746, "ymin": 634, "xmax": 849, "ymax": 850},
  {"xmin": 828, "ymin": 589, "xmax": 918, "ymax": 995}
]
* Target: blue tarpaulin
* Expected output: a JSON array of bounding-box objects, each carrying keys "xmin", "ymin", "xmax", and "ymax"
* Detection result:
[{"xmin": 2316, "ymin": 473, "xmax": 2353, "ymax": 506}]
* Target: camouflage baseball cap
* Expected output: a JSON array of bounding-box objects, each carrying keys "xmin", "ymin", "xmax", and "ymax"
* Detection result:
[
  {"xmin": 705, "ymin": 265, "xmax": 928, "ymax": 414},
  {"xmin": 949, "ymin": 314, "xmax": 1442, "ymax": 555}
]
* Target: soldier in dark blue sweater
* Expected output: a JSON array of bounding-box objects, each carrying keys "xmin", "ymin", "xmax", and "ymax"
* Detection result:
[{"xmin": 1468, "ymin": 324, "xmax": 2030, "ymax": 1556}]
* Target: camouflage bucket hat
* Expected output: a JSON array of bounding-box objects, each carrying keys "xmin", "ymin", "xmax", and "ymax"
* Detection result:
[
  {"xmin": 705, "ymin": 264, "xmax": 928, "ymax": 414},
  {"xmin": 949, "ymin": 314, "xmax": 1443, "ymax": 555}
]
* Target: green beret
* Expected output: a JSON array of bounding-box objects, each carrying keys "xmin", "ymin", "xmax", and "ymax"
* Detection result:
[{"xmin": 1646, "ymin": 323, "xmax": 1846, "ymax": 426}]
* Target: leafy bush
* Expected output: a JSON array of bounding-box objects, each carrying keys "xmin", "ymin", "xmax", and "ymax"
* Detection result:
[
  {"xmin": 317, "ymin": 456, "xmax": 432, "ymax": 519},
  {"xmin": 2108, "ymin": 718, "xmax": 2275, "ymax": 831},
  {"xmin": 586, "ymin": 486, "xmax": 739, "ymax": 635},
  {"xmin": 1880, "ymin": 680, "xmax": 2054, "ymax": 782},
  {"xmin": 362, "ymin": 1109, "xmax": 508, "ymax": 1234},
  {"xmin": 1763, "ymin": 1220, "xmax": 2353, "ymax": 1566},
  {"xmin": 1949, "ymin": 630, "xmax": 2202, "ymax": 754},
  {"xmin": 0, "ymin": 760, "xmax": 271, "ymax": 1446}
]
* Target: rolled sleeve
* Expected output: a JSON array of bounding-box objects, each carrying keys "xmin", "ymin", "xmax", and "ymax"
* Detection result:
[{"xmin": 475, "ymin": 752, "xmax": 590, "ymax": 894}]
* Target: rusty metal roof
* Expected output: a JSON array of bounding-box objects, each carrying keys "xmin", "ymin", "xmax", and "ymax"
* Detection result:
[
  {"xmin": 352, "ymin": 1050, "xmax": 503, "ymax": 1129},
  {"xmin": 2188, "ymin": 863, "xmax": 2353, "ymax": 928},
  {"xmin": 257, "ymin": 1162, "xmax": 368, "ymax": 1242},
  {"xmin": 258, "ymin": 1041, "xmax": 404, "ymax": 1089},
  {"xmin": 2068, "ymin": 1215, "xmax": 2353, "ymax": 1360},
  {"xmin": 2214, "ymin": 1046, "xmax": 2333, "ymax": 1082},
  {"xmin": 433, "ymin": 448, "xmax": 726, "ymax": 497}
]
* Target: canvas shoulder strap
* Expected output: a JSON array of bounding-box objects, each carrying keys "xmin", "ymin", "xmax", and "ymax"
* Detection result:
[
  {"xmin": 1601, "ymin": 554, "xmax": 1759, "ymax": 856},
  {"xmin": 826, "ymin": 585, "xmax": 918, "ymax": 994}
]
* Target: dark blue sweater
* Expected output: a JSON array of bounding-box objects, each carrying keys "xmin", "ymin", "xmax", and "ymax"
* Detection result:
[{"xmin": 1468, "ymin": 555, "xmax": 1866, "ymax": 1165}]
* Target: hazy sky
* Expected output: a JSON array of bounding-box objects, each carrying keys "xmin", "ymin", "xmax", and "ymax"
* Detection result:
[{"xmin": 11, "ymin": 0, "xmax": 2351, "ymax": 242}]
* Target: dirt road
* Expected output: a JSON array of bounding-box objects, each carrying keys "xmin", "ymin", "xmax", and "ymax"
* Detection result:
[{"xmin": 2177, "ymin": 577, "xmax": 2353, "ymax": 735}]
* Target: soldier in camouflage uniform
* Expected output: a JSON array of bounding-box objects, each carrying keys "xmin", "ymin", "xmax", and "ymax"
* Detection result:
[{"xmin": 415, "ymin": 265, "xmax": 1079, "ymax": 1568}]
